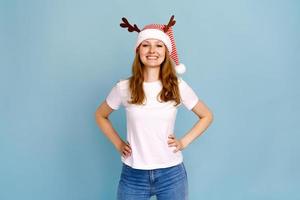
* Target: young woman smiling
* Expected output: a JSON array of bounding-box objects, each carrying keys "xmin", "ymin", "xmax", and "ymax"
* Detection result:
[{"xmin": 95, "ymin": 15, "xmax": 213, "ymax": 200}]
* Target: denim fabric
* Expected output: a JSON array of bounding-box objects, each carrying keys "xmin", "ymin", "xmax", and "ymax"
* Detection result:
[{"xmin": 117, "ymin": 162, "xmax": 188, "ymax": 200}]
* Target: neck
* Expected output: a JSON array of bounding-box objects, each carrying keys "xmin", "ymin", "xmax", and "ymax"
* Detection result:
[{"xmin": 143, "ymin": 67, "xmax": 160, "ymax": 82}]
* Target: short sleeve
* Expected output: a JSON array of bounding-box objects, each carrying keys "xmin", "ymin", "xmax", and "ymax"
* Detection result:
[
  {"xmin": 179, "ymin": 78, "xmax": 199, "ymax": 110},
  {"xmin": 106, "ymin": 82, "xmax": 122, "ymax": 110}
]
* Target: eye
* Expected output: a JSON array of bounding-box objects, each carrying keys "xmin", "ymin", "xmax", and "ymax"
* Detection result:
[
  {"xmin": 142, "ymin": 44, "xmax": 149, "ymax": 47},
  {"xmin": 157, "ymin": 44, "xmax": 163, "ymax": 48}
]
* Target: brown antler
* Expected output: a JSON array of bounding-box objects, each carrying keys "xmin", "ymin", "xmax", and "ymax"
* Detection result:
[
  {"xmin": 164, "ymin": 15, "xmax": 176, "ymax": 32},
  {"xmin": 120, "ymin": 17, "xmax": 140, "ymax": 33}
]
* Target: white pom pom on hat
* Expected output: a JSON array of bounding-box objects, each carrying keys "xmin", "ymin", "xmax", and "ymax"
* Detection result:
[
  {"xmin": 175, "ymin": 63, "xmax": 186, "ymax": 74},
  {"xmin": 120, "ymin": 15, "xmax": 186, "ymax": 74}
]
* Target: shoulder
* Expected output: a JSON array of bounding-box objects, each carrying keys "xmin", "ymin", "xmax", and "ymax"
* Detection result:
[
  {"xmin": 178, "ymin": 76, "xmax": 184, "ymax": 84},
  {"xmin": 115, "ymin": 78, "xmax": 130, "ymax": 89},
  {"xmin": 177, "ymin": 76, "xmax": 188, "ymax": 88},
  {"xmin": 177, "ymin": 76, "xmax": 197, "ymax": 94},
  {"xmin": 113, "ymin": 78, "xmax": 130, "ymax": 95}
]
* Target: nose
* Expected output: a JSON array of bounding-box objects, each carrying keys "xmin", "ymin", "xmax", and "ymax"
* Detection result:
[{"xmin": 149, "ymin": 45, "xmax": 155, "ymax": 53}]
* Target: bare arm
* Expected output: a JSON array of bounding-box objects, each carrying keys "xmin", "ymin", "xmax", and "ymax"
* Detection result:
[
  {"xmin": 95, "ymin": 101, "xmax": 131, "ymax": 157},
  {"xmin": 168, "ymin": 100, "xmax": 214, "ymax": 152},
  {"xmin": 181, "ymin": 100, "xmax": 214, "ymax": 147}
]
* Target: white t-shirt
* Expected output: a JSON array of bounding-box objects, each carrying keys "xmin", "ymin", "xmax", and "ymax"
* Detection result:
[{"xmin": 106, "ymin": 77, "xmax": 199, "ymax": 170}]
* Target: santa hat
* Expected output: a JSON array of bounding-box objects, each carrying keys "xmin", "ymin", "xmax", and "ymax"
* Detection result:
[{"xmin": 120, "ymin": 15, "xmax": 186, "ymax": 74}]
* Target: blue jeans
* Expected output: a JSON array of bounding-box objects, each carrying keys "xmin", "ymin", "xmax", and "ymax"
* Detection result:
[{"xmin": 117, "ymin": 162, "xmax": 188, "ymax": 200}]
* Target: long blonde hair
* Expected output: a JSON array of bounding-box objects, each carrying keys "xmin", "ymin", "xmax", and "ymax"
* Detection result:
[{"xmin": 128, "ymin": 50, "xmax": 181, "ymax": 106}]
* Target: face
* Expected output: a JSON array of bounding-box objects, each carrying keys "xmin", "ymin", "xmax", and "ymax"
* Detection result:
[{"xmin": 138, "ymin": 39, "xmax": 166, "ymax": 69}]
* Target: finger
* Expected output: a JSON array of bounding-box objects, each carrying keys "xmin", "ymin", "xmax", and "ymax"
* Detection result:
[
  {"xmin": 124, "ymin": 152, "xmax": 130, "ymax": 157},
  {"xmin": 167, "ymin": 139, "xmax": 175, "ymax": 144},
  {"xmin": 122, "ymin": 149, "xmax": 128, "ymax": 154},
  {"xmin": 168, "ymin": 134, "xmax": 175, "ymax": 139},
  {"xmin": 167, "ymin": 140, "xmax": 176, "ymax": 145},
  {"xmin": 124, "ymin": 145, "xmax": 132, "ymax": 151},
  {"xmin": 168, "ymin": 142, "xmax": 178, "ymax": 147},
  {"xmin": 173, "ymin": 146, "xmax": 180, "ymax": 153},
  {"xmin": 123, "ymin": 151, "xmax": 130, "ymax": 158},
  {"xmin": 123, "ymin": 148, "xmax": 131, "ymax": 155}
]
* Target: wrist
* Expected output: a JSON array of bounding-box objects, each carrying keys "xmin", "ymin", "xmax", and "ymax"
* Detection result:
[
  {"xmin": 114, "ymin": 139, "xmax": 124, "ymax": 152},
  {"xmin": 180, "ymin": 137, "xmax": 190, "ymax": 149}
]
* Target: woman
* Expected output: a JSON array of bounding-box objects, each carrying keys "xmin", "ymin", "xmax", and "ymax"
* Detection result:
[{"xmin": 95, "ymin": 15, "xmax": 213, "ymax": 200}]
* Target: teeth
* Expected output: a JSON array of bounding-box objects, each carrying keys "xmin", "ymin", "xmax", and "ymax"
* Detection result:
[{"xmin": 147, "ymin": 56, "xmax": 158, "ymax": 59}]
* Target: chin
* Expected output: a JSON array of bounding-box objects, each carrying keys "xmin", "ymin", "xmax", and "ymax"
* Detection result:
[
  {"xmin": 146, "ymin": 61, "xmax": 164, "ymax": 67},
  {"xmin": 145, "ymin": 65, "xmax": 161, "ymax": 69}
]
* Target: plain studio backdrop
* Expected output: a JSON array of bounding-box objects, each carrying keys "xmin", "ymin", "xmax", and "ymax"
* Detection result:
[{"xmin": 0, "ymin": 0, "xmax": 299, "ymax": 199}]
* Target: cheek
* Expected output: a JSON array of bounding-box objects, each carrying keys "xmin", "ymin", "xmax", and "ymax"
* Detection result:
[
  {"xmin": 160, "ymin": 50, "xmax": 166, "ymax": 59},
  {"xmin": 138, "ymin": 52, "xmax": 147, "ymax": 64},
  {"xmin": 137, "ymin": 48, "xmax": 145, "ymax": 56},
  {"xmin": 138, "ymin": 48, "xmax": 148, "ymax": 57},
  {"xmin": 159, "ymin": 48, "xmax": 166, "ymax": 56}
]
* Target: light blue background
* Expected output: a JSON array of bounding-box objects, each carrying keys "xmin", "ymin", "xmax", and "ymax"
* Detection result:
[{"xmin": 1, "ymin": 0, "xmax": 299, "ymax": 199}]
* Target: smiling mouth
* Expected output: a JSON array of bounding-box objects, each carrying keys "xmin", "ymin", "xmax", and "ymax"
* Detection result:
[{"xmin": 146, "ymin": 56, "xmax": 159, "ymax": 60}]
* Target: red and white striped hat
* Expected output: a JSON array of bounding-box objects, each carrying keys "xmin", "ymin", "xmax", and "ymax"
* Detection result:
[{"xmin": 120, "ymin": 15, "xmax": 186, "ymax": 74}]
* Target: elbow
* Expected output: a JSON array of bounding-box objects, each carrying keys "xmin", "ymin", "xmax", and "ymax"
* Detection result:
[
  {"xmin": 208, "ymin": 111, "xmax": 214, "ymax": 124},
  {"xmin": 200, "ymin": 110, "xmax": 214, "ymax": 124},
  {"xmin": 95, "ymin": 109, "xmax": 108, "ymax": 121},
  {"xmin": 95, "ymin": 110, "xmax": 100, "ymax": 122},
  {"xmin": 95, "ymin": 109, "xmax": 103, "ymax": 121}
]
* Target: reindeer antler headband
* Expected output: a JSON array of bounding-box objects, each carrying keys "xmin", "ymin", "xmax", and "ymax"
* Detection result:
[
  {"xmin": 119, "ymin": 15, "xmax": 186, "ymax": 74},
  {"xmin": 120, "ymin": 17, "xmax": 141, "ymax": 33},
  {"xmin": 120, "ymin": 15, "xmax": 176, "ymax": 33}
]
